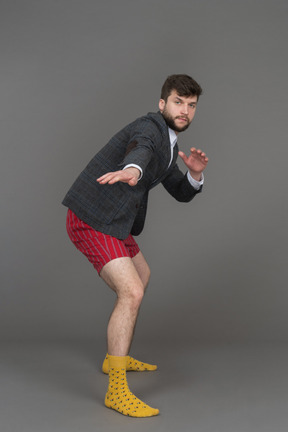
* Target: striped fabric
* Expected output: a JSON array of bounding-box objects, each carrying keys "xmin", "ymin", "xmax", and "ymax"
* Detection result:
[{"xmin": 66, "ymin": 209, "xmax": 140, "ymax": 274}]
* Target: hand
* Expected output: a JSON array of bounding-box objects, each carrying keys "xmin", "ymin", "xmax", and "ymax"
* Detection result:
[
  {"xmin": 97, "ymin": 167, "xmax": 140, "ymax": 187},
  {"xmin": 178, "ymin": 147, "xmax": 208, "ymax": 181}
]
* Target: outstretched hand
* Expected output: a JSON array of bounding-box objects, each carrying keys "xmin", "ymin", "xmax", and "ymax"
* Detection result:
[
  {"xmin": 178, "ymin": 147, "xmax": 208, "ymax": 181},
  {"xmin": 97, "ymin": 167, "xmax": 140, "ymax": 187}
]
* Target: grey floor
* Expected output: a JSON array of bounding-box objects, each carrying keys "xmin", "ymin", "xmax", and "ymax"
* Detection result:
[{"xmin": 1, "ymin": 340, "xmax": 288, "ymax": 432}]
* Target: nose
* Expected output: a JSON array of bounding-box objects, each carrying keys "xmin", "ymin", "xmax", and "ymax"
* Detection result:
[{"xmin": 181, "ymin": 104, "xmax": 189, "ymax": 115}]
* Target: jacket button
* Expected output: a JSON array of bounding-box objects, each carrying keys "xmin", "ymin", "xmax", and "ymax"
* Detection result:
[{"xmin": 135, "ymin": 204, "xmax": 139, "ymax": 208}]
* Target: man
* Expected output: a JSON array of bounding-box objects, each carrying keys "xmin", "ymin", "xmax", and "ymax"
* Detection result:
[{"xmin": 62, "ymin": 74, "xmax": 208, "ymax": 417}]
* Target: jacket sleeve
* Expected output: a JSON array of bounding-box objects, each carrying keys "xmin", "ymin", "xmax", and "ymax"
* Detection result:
[
  {"xmin": 161, "ymin": 163, "xmax": 202, "ymax": 202},
  {"xmin": 118, "ymin": 119, "xmax": 162, "ymax": 175}
]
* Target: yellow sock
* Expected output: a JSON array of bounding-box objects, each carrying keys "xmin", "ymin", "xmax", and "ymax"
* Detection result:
[
  {"xmin": 105, "ymin": 355, "xmax": 159, "ymax": 418},
  {"xmin": 102, "ymin": 353, "xmax": 157, "ymax": 374}
]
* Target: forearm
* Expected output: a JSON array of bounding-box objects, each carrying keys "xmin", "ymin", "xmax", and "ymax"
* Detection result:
[
  {"xmin": 162, "ymin": 165, "xmax": 203, "ymax": 202},
  {"xmin": 187, "ymin": 171, "xmax": 204, "ymax": 189}
]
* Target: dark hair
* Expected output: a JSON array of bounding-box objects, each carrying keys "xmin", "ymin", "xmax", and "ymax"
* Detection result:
[{"xmin": 160, "ymin": 74, "xmax": 203, "ymax": 102}]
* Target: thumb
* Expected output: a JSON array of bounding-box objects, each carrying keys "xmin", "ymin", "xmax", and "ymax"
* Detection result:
[
  {"xmin": 178, "ymin": 151, "xmax": 188, "ymax": 163},
  {"xmin": 128, "ymin": 177, "xmax": 138, "ymax": 186}
]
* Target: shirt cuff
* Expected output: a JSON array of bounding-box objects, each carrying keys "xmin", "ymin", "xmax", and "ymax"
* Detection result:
[
  {"xmin": 123, "ymin": 164, "xmax": 143, "ymax": 180},
  {"xmin": 187, "ymin": 172, "xmax": 204, "ymax": 190}
]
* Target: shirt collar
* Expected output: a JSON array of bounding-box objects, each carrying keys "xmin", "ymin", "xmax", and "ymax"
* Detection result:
[{"xmin": 168, "ymin": 128, "xmax": 177, "ymax": 147}]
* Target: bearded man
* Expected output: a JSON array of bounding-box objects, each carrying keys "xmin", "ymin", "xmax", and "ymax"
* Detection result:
[{"xmin": 62, "ymin": 74, "xmax": 208, "ymax": 417}]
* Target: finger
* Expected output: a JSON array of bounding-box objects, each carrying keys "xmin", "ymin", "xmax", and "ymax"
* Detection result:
[
  {"xmin": 178, "ymin": 151, "xmax": 188, "ymax": 162},
  {"xmin": 190, "ymin": 148, "xmax": 204, "ymax": 155},
  {"xmin": 97, "ymin": 175, "xmax": 112, "ymax": 184},
  {"xmin": 107, "ymin": 176, "xmax": 121, "ymax": 184},
  {"xmin": 97, "ymin": 170, "xmax": 126, "ymax": 184},
  {"xmin": 97, "ymin": 172, "xmax": 114, "ymax": 182},
  {"xmin": 99, "ymin": 170, "xmax": 136, "ymax": 185},
  {"xmin": 198, "ymin": 151, "xmax": 208, "ymax": 161},
  {"xmin": 109, "ymin": 174, "xmax": 137, "ymax": 186},
  {"xmin": 98, "ymin": 173, "xmax": 122, "ymax": 184},
  {"xmin": 98, "ymin": 175, "xmax": 116, "ymax": 184},
  {"xmin": 107, "ymin": 172, "xmax": 130, "ymax": 184},
  {"xmin": 190, "ymin": 148, "xmax": 208, "ymax": 160}
]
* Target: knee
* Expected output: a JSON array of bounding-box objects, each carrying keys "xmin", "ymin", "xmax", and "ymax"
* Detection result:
[
  {"xmin": 125, "ymin": 284, "xmax": 144, "ymax": 309},
  {"xmin": 143, "ymin": 268, "xmax": 151, "ymax": 291},
  {"xmin": 140, "ymin": 265, "xmax": 151, "ymax": 292}
]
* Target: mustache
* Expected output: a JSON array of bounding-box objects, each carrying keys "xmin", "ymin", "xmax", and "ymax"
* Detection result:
[{"xmin": 176, "ymin": 116, "xmax": 189, "ymax": 121}]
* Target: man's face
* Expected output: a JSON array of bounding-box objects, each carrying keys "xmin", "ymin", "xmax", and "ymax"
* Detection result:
[{"xmin": 159, "ymin": 90, "xmax": 198, "ymax": 133}]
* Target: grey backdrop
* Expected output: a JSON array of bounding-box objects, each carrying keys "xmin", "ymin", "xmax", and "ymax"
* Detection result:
[{"xmin": 1, "ymin": 0, "xmax": 288, "ymax": 345}]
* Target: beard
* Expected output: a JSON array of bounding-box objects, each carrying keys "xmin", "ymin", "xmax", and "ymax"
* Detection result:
[{"xmin": 161, "ymin": 107, "xmax": 191, "ymax": 132}]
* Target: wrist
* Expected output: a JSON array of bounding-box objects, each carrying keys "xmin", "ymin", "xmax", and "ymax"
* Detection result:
[
  {"xmin": 189, "ymin": 170, "xmax": 202, "ymax": 181},
  {"xmin": 124, "ymin": 167, "xmax": 141, "ymax": 179}
]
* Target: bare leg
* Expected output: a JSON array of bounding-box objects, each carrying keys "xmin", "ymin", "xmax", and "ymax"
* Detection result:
[
  {"xmin": 101, "ymin": 254, "xmax": 159, "ymax": 417},
  {"xmin": 100, "ymin": 254, "xmax": 149, "ymax": 356},
  {"xmin": 101, "ymin": 252, "xmax": 157, "ymax": 373},
  {"xmin": 131, "ymin": 251, "xmax": 151, "ymax": 292}
]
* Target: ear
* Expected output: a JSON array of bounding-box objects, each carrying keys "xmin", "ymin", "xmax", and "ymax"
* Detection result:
[{"xmin": 158, "ymin": 99, "xmax": 165, "ymax": 113}]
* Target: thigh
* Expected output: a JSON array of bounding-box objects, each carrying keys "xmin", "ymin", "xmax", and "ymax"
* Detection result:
[{"xmin": 100, "ymin": 256, "xmax": 144, "ymax": 297}]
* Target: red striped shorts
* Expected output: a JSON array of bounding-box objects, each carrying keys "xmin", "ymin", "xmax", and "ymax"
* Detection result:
[{"xmin": 66, "ymin": 209, "xmax": 140, "ymax": 274}]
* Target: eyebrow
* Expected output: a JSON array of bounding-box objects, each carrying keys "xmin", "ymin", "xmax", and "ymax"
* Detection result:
[{"xmin": 175, "ymin": 96, "xmax": 197, "ymax": 104}]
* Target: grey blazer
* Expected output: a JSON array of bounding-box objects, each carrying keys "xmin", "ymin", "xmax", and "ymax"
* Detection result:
[{"xmin": 62, "ymin": 112, "xmax": 202, "ymax": 239}]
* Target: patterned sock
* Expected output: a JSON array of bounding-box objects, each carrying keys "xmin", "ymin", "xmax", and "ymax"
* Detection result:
[
  {"xmin": 102, "ymin": 353, "xmax": 157, "ymax": 374},
  {"xmin": 105, "ymin": 355, "xmax": 159, "ymax": 418}
]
